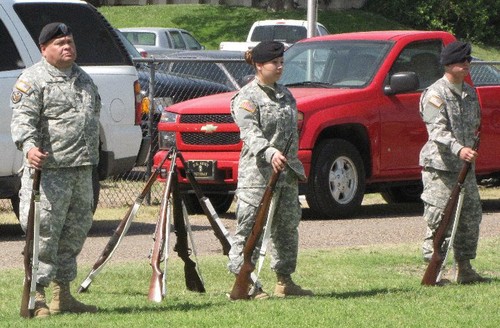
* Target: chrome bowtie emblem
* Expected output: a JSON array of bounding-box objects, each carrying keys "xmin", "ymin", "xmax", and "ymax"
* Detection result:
[{"xmin": 201, "ymin": 124, "xmax": 218, "ymax": 133}]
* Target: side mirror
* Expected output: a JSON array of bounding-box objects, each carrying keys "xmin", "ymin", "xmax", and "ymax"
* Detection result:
[{"xmin": 384, "ymin": 72, "xmax": 419, "ymax": 95}]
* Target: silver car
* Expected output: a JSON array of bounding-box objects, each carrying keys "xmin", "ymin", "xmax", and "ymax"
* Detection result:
[{"xmin": 119, "ymin": 27, "xmax": 204, "ymax": 56}]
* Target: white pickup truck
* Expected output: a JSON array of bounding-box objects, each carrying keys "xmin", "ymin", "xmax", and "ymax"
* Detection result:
[
  {"xmin": 0, "ymin": 0, "xmax": 143, "ymax": 215},
  {"xmin": 219, "ymin": 19, "xmax": 329, "ymax": 51}
]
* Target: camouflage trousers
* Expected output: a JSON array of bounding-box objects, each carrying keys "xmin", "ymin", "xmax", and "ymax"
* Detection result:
[
  {"xmin": 228, "ymin": 173, "xmax": 301, "ymax": 276},
  {"xmin": 421, "ymin": 168, "xmax": 482, "ymax": 261},
  {"xmin": 19, "ymin": 166, "xmax": 94, "ymax": 286}
]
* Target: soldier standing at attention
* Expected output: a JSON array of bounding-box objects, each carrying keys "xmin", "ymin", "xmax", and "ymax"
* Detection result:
[
  {"xmin": 227, "ymin": 41, "xmax": 313, "ymax": 298},
  {"xmin": 419, "ymin": 41, "xmax": 490, "ymax": 284},
  {"xmin": 11, "ymin": 22, "xmax": 100, "ymax": 317}
]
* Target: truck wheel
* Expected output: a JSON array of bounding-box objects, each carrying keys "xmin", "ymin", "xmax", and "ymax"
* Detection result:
[
  {"xmin": 182, "ymin": 194, "xmax": 234, "ymax": 215},
  {"xmin": 380, "ymin": 184, "xmax": 423, "ymax": 204},
  {"xmin": 92, "ymin": 167, "xmax": 100, "ymax": 213},
  {"xmin": 306, "ymin": 139, "xmax": 365, "ymax": 218}
]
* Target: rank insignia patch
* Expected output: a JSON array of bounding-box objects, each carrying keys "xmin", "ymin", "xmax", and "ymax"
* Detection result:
[
  {"xmin": 240, "ymin": 100, "xmax": 256, "ymax": 113},
  {"xmin": 11, "ymin": 91, "xmax": 23, "ymax": 104}
]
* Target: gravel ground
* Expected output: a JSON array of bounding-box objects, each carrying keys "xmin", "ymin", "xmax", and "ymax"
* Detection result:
[{"xmin": 1, "ymin": 197, "xmax": 499, "ymax": 270}]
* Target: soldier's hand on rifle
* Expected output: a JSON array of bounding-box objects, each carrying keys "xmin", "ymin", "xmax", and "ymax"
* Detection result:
[
  {"xmin": 271, "ymin": 151, "xmax": 287, "ymax": 173},
  {"xmin": 27, "ymin": 147, "xmax": 48, "ymax": 170},
  {"xmin": 459, "ymin": 147, "xmax": 478, "ymax": 163}
]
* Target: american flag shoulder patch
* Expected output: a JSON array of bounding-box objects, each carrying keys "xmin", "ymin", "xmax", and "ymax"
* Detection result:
[{"xmin": 240, "ymin": 100, "xmax": 256, "ymax": 113}]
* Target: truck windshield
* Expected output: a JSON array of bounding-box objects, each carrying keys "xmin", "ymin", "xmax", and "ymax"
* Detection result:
[{"xmin": 281, "ymin": 40, "xmax": 392, "ymax": 88}]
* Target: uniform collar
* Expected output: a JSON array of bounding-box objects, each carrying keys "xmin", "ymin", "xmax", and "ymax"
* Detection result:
[{"xmin": 42, "ymin": 57, "xmax": 77, "ymax": 78}]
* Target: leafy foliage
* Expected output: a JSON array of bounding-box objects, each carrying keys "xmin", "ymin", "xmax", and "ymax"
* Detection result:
[{"xmin": 365, "ymin": 0, "xmax": 499, "ymax": 45}]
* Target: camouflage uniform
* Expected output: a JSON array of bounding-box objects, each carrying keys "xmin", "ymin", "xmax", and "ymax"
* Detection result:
[
  {"xmin": 227, "ymin": 78, "xmax": 305, "ymax": 276},
  {"xmin": 419, "ymin": 76, "xmax": 481, "ymax": 262},
  {"xmin": 11, "ymin": 57, "xmax": 100, "ymax": 286}
]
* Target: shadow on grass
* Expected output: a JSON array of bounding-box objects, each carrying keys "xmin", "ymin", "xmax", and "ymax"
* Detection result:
[
  {"xmin": 316, "ymin": 287, "xmax": 411, "ymax": 299},
  {"xmin": 100, "ymin": 301, "xmax": 219, "ymax": 314}
]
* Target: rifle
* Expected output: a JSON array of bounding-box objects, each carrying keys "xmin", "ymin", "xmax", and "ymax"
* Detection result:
[
  {"xmin": 177, "ymin": 152, "xmax": 232, "ymax": 255},
  {"xmin": 171, "ymin": 170, "xmax": 205, "ymax": 293},
  {"xmin": 20, "ymin": 169, "xmax": 41, "ymax": 318},
  {"xmin": 177, "ymin": 151, "xmax": 260, "ymax": 287},
  {"xmin": 421, "ymin": 135, "xmax": 480, "ymax": 286},
  {"xmin": 148, "ymin": 149, "xmax": 178, "ymax": 302},
  {"xmin": 79, "ymin": 150, "xmax": 172, "ymax": 293},
  {"xmin": 230, "ymin": 137, "xmax": 293, "ymax": 300}
]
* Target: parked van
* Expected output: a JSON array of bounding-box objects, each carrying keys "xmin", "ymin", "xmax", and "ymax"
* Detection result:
[{"xmin": 0, "ymin": 0, "xmax": 143, "ymax": 215}]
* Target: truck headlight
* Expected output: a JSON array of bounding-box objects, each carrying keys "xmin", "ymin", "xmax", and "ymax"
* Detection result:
[
  {"xmin": 160, "ymin": 111, "xmax": 178, "ymax": 123},
  {"xmin": 158, "ymin": 131, "xmax": 176, "ymax": 149}
]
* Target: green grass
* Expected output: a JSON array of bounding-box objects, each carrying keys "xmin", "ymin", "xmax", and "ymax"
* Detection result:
[
  {"xmin": 1, "ymin": 239, "xmax": 498, "ymax": 327},
  {"xmin": 99, "ymin": 4, "xmax": 500, "ymax": 60}
]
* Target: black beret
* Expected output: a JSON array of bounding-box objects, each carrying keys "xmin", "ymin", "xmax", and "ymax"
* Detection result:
[
  {"xmin": 440, "ymin": 41, "xmax": 472, "ymax": 66},
  {"xmin": 39, "ymin": 22, "xmax": 72, "ymax": 45},
  {"xmin": 252, "ymin": 41, "xmax": 284, "ymax": 63}
]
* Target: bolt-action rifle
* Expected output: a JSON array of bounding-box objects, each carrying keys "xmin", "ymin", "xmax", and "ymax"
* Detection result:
[
  {"xmin": 20, "ymin": 169, "xmax": 41, "ymax": 318},
  {"xmin": 230, "ymin": 137, "xmax": 293, "ymax": 300},
  {"xmin": 177, "ymin": 152, "xmax": 231, "ymax": 255},
  {"xmin": 421, "ymin": 135, "xmax": 480, "ymax": 286},
  {"xmin": 79, "ymin": 150, "xmax": 172, "ymax": 293},
  {"xmin": 171, "ymin": 171, "xmax": 205, "ymax": 293},
  {"xmin": 148, "ymin": 149, "xmax": 178, "ymax": 302}
]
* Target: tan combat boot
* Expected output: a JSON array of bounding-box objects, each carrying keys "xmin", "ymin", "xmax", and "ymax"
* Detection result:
[
  {"xmin": 49, "ymin": 281, "xmax": 97, "ymax": 314},
  {"xmin": 456, "ymin": 260, "xmax": 491, "ymax": 284},
  {"xmin": 34, "ymin": 284, "xmax": 50, "ymax": 318},
  {"xmin": 274, "ymin": 274, "xmax": 314, "ymax": 298}
]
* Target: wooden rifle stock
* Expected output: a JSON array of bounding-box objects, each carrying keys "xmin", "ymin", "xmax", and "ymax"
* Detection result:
[
  {"xmin": 177, "ymin": 152, "xmax": 232, "ymax": 255},
  {"xmin": 421, "ymin": 136, "xmax": 479, "ymax": 286},
  {"xmin": 230, "ymin": 137, "xmax": 293, "ymax": 300},
  {"xmin": 20, "ymin": 169, "xmax": 41, "ymax": 318},
  {"xmin": 148, "ymin": 150, "xmax": 177, "ymax": 302},
  {"xmin": 79, "ymin": 151, "xmax": 172, "ymax": 293},
  {"xmin": 171, "ymin": 171, "xmax": 205, "ymax": 292}
]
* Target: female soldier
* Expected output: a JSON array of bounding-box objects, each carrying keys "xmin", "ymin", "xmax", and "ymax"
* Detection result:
[{"xmin": 227, "ymin": 41, "xmax": 313, "ymax": 298}]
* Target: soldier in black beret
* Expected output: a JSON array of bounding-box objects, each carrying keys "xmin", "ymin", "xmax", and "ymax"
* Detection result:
[
  {"xmin": 419, "ymin": 40, "xmax": 491, "ymax": 285},
  {"xmin": 228, "ymin": 40, "xmax": 313, "ymax": 299}
]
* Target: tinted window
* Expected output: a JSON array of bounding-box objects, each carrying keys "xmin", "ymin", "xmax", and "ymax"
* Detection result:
[
  {"xmin": 123, "ymin": 32, "xmax": 157, "ymax": 46},
  {"xmin": 0, "ymin": 21, "xmax": 25, "ymax": 71},
  {"xmin": 390, "ymin": 40, "xmax": 443, "ymax": 89},
  {"xmin": 14, "ymin": 3, "xmax": 131, "ymax": 66},
  {"xmin": 251, "ymin": 25, "xmax": 307, "ymax": 43},
  {"xmin": 169, "ymin": 31, "xmax": 185, "ymax": 49},
  {"xmin": 182, "ymin": 32, "xmax": 202, "ymax": 50}
]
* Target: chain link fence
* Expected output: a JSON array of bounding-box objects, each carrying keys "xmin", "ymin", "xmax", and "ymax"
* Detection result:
[{"xmin": 1, "ymin": 59, "xmax": 498, "ymax": 216}]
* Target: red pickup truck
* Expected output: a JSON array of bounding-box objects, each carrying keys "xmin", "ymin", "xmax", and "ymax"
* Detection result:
[{"xmin": 154, "ymin": 30, "xmax": 500, "ymax": 218}]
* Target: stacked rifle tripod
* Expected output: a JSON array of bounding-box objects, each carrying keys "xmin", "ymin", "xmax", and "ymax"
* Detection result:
[{"xmin": 77, "ymin": 147, "xmax": 260, "ymax": 302}]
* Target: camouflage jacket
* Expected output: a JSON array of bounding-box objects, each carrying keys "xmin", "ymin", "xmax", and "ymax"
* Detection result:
[
  {"xmin": 11, "ymin": 58, "xmax": 101, "ymax": 168},
  {"xmin": 230, "ymin": 78, "xmax": 305, "ymax": 205},
  {"xmin": 419, "ymin": 76, "xmax": 481, "ymax": 172}
]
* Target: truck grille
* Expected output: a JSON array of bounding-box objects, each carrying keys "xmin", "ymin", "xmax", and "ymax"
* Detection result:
[
  {"xmin": 181, "ymin": 132, "xmax": 240, "ymax": 145},
  {"xmin": 180, "ymin": 114, "xmax": 234, "ymax": 124},
  {"xmin": 179, "ymin": 114, "xmax": 240, "ymax": 145}
]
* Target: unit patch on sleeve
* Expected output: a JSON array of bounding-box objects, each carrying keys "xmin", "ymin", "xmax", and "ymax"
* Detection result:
[
  {"xmin": 11, "ymin": 91, "xmax": 23, "ymax": 104},
  {"xmin": 240, "ymin": 100, "xmax": 256, "ymax": 113}
]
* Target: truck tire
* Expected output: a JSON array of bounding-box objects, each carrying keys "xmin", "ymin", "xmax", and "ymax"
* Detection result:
[
  {"xmin": 306, "ymin": 139, "xmax": 365, "ymax": 219},
  {"xmin": 182, "ymin": 194, "xmax": 234, "ymax": 215},
  {"xmin": 380, "ymin": 184, "xmax": 423, "ymax": 204}
]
